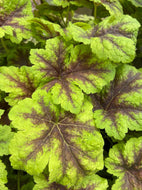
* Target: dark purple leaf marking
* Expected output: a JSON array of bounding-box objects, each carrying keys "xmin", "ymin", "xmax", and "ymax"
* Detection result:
[
  {"xmin": 36, "ymin": 43, "xmax": 109, "ymax": 95},
  {"xmin": 89, "ymin": 22, "xmax": 132, "ymax": 39},
  {"xmin": 4, "ymin": 71, "xmax": 36, "ymax": 100},
  {"xmin": 23, "ymin": 100, "xmax": 96, "ymax": 177},
  {"xmin": 42, "ymin": 181, "xmax": 95, "ymax": 190},
  {"xmin": 0, "ymin": 2, "xmax": 29, "ymax": 32},
  {"xmin": 92, "ymin": 68, "xmax": 142, "ymax": 129},
  {"xmin": 114, "ymin": 146, "xmax": 142, "ymax": 189},
  {"xmin": 31, "ymin": 19, "xmax": 60, "ymax": 39}
]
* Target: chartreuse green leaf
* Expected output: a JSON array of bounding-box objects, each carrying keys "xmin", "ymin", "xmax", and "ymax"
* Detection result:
[
  {"xmin": 0, "ymin": 66, "xmax": 43, "ymax": 106},
  {"xmin": 92, "ymin": 64, "xmax": 142, "ymax": 140},
  {"xmin": 33, "ymin": 173, "xmax": 108, "ymax": 190},
  {"xmin": 9, "ymin": 89, "xmax": 104, "ymax": 187},
  {"xmin": 92, "ymin": 0, "xmax": 123, "ymax": 15},
  {"xmin": 0, "ymin": 160, "xmax": 8, "ymax": 190},
  {"xmin": 0, "ymin": 0, "xmax": 33, "ymax": 43},
  {"xmin": 127, "ymin": 0, "xmax": 142, "ymax": 7},
  {"xmin": 52, "ymin": 0, "xmax": 70, "ymax": 7},
  {"xmin": 0, "ymin": 125, "xmax": 13, "ymax": 156},
  {"xmin": 30, "ymin": 37, "xmax": 115, "ymax": 114},
  {"xmin": 105, "ymin": 137, "xmax": 142, "ymax": 190},
  {"xmin": 66, "ymin": 15, "xmax": 140, "ymax": 63}
]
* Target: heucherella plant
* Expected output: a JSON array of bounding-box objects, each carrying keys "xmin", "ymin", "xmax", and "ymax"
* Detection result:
[{"xmin": 0, "ymin": 0, "xmax": 141, "ymax": 189}]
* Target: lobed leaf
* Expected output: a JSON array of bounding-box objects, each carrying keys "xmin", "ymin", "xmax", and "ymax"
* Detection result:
[
  {"xmin": 9, "ymin": 89, "xmax": 104, "ymax": 187},
  {"xmin": 33, "ymin": 173, "xmax": 108, "ymax": 190},
  {"xmin": 0, "ymin": 66, "xmax": 43, "ymax": 106},
  {"xmin": 92, "ymin": 64, "xmax": 142, "ymax": 140},
  {"xmin": 0, "ymin": 0, "xmax": 33, "ymax": 43},
  {"xmin": 66, "ymin": 15, "xmax": 140, "ymax": 63},
  {"xmin": 105, "ymin": 137, "xmax": 142, "ymax": 190},
  {"xmin": 30, "ymin": 37, "xmax": 115, "ymax": 113}
]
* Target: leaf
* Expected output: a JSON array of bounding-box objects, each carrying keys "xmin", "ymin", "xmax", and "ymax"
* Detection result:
[
  {"xmin": 30, "ymin": 37, "xmax": 115, "ymax": 113},
  {"xmin": 92, "ymin": 0, "xmax": 123, "ymax": 15},
  {"xmin": 0, "ymin": 66, "xmax": 42, "ymax": 106},
  {"xmin": 30, "ymin": 18, "xmax": 64, "ymax": 43},
  {"xmin": 92, "ymin": 64, "xmax": 142, "ymax": 140},
  {"xmin": 105, "ymin": 136, "xmax": 142, "ymax": 190},
  {"xmin": 0, "ymin": 125, "xmax": 13, "ymax": 156},
  {"xmin": 0, "ymin": 0, "xmax": 33, "ymax": 43},
  {"xmin": 51, "ymin": 0, "xmax": 70, "ymax": 7},
  {"xmin": 33, "ymin": 173, "xmax": 108, "ymax": 190},
  {"xmin": 127, "ymin": 0, "xmax": 142, "ymax": 7},
  {"xmin": 0, "ymin": 160, "xmax": 8, "ymax": 190},
  {"xmin": 9, "ymin": 89, "xmax": 104, "ymax": 187},
  {"xmin": 66, "ymin": 15, "xmax": 140, "ymax": 63}
]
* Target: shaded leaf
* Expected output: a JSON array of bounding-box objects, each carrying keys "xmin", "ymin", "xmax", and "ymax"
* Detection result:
[
  {"xmin": 92, "ymin": 0, "xmax": 123, "ymax": 15},
  {"xmin": 127, "ymin": 0, "xmax": 142, "ymax": 7},
  {"xmin": 33, "ymin": 173, "xmax": 108, "ymax": 190},
  {"xmin": 105, "ymin": 136, "xmax": 142, "ymax": 190},
  {"xmin": 92, "ymin": 64, "xmax": 142, "ymax": 140},
  {"xmin": 30, "ymin": 18, "xmax": 64, "ymax": 43},
  {"xmin": 30, "ymin": 37, "xmax": 115, "ymax": 113},
  {"xmin": 0, "ymin": 0, "xmax": 33, "ymax": 43},
  {"xmin": 0, "ymin": 66, "xmax": 43, "ymax": 106},
  {"xmin": 66, "ymin": 15, "xmax": 140, "ymax": 63},
  {"xmin": 9, "ymin": 89, "xmax": 104, "ymax": 187}
]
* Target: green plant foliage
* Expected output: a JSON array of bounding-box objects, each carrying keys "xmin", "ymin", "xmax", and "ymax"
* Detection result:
[
  {"xmin": 9, "ymin": 90, "xmax": 104, "ymax": 187},
  {"xmin": 30, "ymin": 18, "xmax": 64, "ymax": 43},
  {"xmin": 105, "ymin": 136, "xmax": 142, "ymax": 189},
  {"xmin": 0, "ymin": 66, "xmax": 43, "ymax": 106},
  {"xmin": 127, "ymin": 0, "xmax": 142, "ymax": 7},
  {"xmin": 30, "ymin": 37, "xmax": 115, "ymax": 113},
  {"xmin": 0, "ymin": 0, "xmax": 141, "ymax": 189},
  {"xmin": 92, "ymin": 64, "xmax": 142, "ymax": 140},
  {"xmin": 92, "ymin": 0, "xmax": 123, "ymax": 15},
  {"xmin": 0, "ymin": 0, "xmax": 33, "ymax": 43},
  {"xmin": 67, "ymin": 15, "xmax": 140, "ymax": 63},
  {"xmin": 33, "ymin": 173, "xmax": 108, "ymax": 190},
  {"xmin": 0, "ymin": 125, "xmax": 13, "ymax": 156},
  {"xmin": 0, "ymin": 160, "xmax": 8, "ymax": 190}
]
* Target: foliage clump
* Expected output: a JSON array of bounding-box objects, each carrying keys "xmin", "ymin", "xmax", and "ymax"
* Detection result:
[{"xmin": 0, "ymin": 0, "xmax": 142, "ymax": 189}]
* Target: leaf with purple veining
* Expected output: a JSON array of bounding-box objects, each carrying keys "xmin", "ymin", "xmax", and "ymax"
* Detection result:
[
  {"xmin": 105, "ymin": 136, "xmax": 142, "ymax": 190},
  {"xmin": 9, "ymin": 89, "xmax": 104, "ymax": 186},
  {"xmin": 30, "ymin": 37, "xmax": 115, "ymax": 113},
  {"xmin": 92, "ymin": 64, "xmax": 142, "ymax": 140},
  {"xmin": 0, "ymin": 0, "xmax": 33, "ymax": 43}
]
